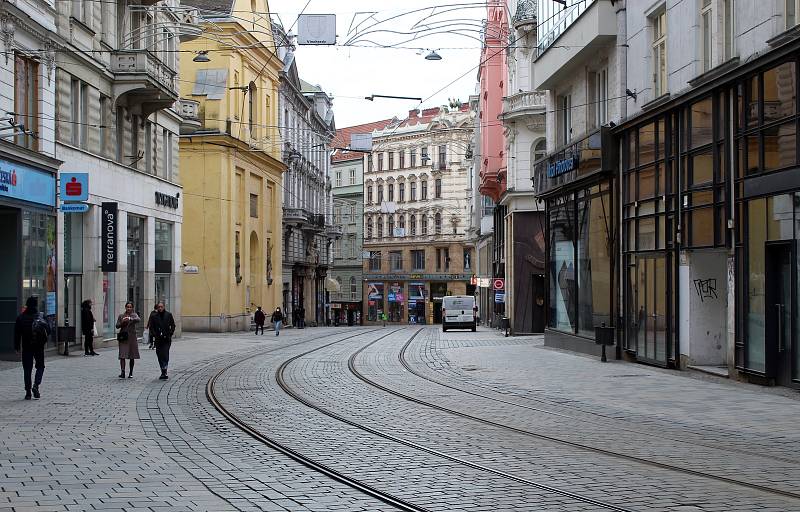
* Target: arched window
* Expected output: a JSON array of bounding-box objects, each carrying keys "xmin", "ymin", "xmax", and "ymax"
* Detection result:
[
  {"xmin": 398, "ymin": 214, "xmax": 405, "ymax": 233},
  {"xmin": 434, "ymin": 212, "xmax": 442, "ymax": 234},
  {"xmin": 377, "ymin": 215, "xmax": 384, "ymax": 238},
  {"xmin": 532, "ymin": 138, "xmax": 547, "ymax": 164},
  {"xmin": 421, "ymin": 214, "xmax": 428, "ymax": 235},
  {"xmin": 366, "ymin": 217, "xmax": 373, "ymax": 239},
  {"xmin": 410, "ymin": 214, "xmax": 416, "ymax": 235}
]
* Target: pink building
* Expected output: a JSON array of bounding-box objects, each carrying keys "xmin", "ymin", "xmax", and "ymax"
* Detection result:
[{"xmin": 477, "ymin": 0, "xmax": 509, "ymax": 202}]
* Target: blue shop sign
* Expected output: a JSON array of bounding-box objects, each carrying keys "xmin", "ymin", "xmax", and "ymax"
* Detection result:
[
  {"xmin": 546, "ymin": 153, "xmax": 579, "ymax": 178},
  {"xmin": 0, "ymin": 158, "xmax": 56, "ymax": 207},
  {"xmin": 60, "ymin": 172, "xmax": 89, "ymax": 202}
]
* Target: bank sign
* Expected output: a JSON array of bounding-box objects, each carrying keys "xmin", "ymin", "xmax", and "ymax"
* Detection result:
[
  {"xmin": 546, "ymin": 153, "xmax": 579, "ymax": 178},
  {"xmin": 0, "ymin": 158, "xmax": 56, "ymax": 207}
]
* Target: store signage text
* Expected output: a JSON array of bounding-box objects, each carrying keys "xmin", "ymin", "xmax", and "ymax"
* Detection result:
[
  {"xmin": 0, "ymin": 168, "xmax": 17, "ymax": 192},
  {"xmin": 155, "ymin": 191, "xmax": 179, "ymax": 209},
  {"xmin": 547, "ymin": 154, "xmax": 579, "ymax": 178},
  {"xmin": 101, "ymin": 202, "xmax": 118, "ymax": 272},
  {"xmin": 0, "ymin": 159, "xmax": 55, "ymax": 206}
]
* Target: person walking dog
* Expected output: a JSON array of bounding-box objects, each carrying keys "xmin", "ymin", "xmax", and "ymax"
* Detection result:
[
  {"xmin": 116, "ymin": 302, "xmax": 140, "ymax": 379},
  {"xmin": 271, "ymin": 307, "xmax": 284, "ymax": 336},
  {"xmin": 254, "ymin": 306, "xmax": 266, "ymax": 335},
  {"xmin": 14, "ymin": 296, "xmax": 50, "ymax": 400},
  {"xmin": 149, "ymin": 302, "xmax": 175, "ymax": 380},
  {"xmin": 80, "ymin": 300, "xmax": 98, "ymax": 356}
]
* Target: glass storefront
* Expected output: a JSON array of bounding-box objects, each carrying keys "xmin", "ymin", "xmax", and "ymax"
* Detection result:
[
  {"xmin": 367, "ymin": 282, "xmax": 383, "ymax": 321},
  {"xmin": 155, "ymin": 220, "xmax": 173, "ymax": 307},
  {"xmin": 127, "ymin": 215, "xmax": 146, "ymax": 317}
]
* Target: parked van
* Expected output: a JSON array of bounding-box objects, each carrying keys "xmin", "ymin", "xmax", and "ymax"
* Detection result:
[{"xmin": 442, "ymin": 295, "xmax": 477, "ymax": 332}]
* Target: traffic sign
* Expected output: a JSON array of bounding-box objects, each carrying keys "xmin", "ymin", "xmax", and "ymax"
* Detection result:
[
  {"xmin": 493, "ymin": 278, "xmax": 505, "ymax": 290},
  {"xmin": 60, "ymin": 203, "xmax": 89, "ymax": 213},
  {"xmin": 495, "ymin": 291, "xmax": 505, "ymax": 303}
]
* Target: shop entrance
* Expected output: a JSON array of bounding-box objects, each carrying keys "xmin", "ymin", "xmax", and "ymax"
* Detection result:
[
  {"xmin": 765, "ymin": 242, "xmax": 797, "ymax": 387},
  {"xmin": 63, "ymin": 274, "xmax": 82, "ymax": 335},
  {"xmin": 532, "ymin": 274, "xmax": 545, "ymax": 333},
  {"xmin": 0, "ymin": 207, "xmax": 20, "ymax": 354},
  {"xmin": 626, "ymin": 254, "xmax": 671, "ymax": 366}
]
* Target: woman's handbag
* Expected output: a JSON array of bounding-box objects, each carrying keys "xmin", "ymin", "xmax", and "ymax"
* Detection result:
[{"xmin": 117, "ymin": 330, "xmax": 129, "ymax": 342}]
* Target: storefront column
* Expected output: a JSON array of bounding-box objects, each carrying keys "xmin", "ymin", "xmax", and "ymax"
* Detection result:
[{"xmin": 145, "ymin": 216, "xmax": 156, "ymax": 316}]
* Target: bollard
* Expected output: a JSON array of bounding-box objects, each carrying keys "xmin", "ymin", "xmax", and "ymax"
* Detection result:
[{"xmin": 594, "ymin": 323, "xmax": 615, "ymax": 362}]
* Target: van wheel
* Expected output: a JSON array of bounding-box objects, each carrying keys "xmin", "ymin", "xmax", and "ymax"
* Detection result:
[
  {"xmin": 442, "ymin": 326, "xmax": 447, "ymax": 332},
  {"xmin": 471, "ymin": 324, "xmax": 476, "ymax": 332}
]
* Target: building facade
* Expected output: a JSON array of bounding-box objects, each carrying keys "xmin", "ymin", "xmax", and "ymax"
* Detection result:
[
  {"xmin": 0, "ymin": 0, "xmax": 60, "ymax": 355},
  {"xmin": 498, "ymin": 0, "xmax": 547, "ymax": 334},
  {"xmin": 329, "ymin": 120, "xmax": 391, "ymax": 325},
  {"xmin": 179, "ymin": 0, "xmax": 283, "ymax": 332},
  {"xmin": 363, "ymin": 104, "xmax": 475, "ymax": 325},
  {"xmin": 534, "ymin": 0, "xmax": 800, "ymax": 388},
  {"xmin": 51, "ymin": 0, "xmax": 191, "ymax": 342},
  {"xmin": 276, "ymin": 32, "xmax": 336, "ymax": 328}
]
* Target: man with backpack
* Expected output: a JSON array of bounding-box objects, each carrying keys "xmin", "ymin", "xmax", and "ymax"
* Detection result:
[{"xmin": 14, "ymin": 296, "xmax": 51, "ymax": 400}]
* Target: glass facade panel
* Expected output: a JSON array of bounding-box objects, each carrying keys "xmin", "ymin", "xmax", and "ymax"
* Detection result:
[
  {"xmin": 577, "ymin": 194, "xmax": 612, "ymax": 337},
  {"xmin": 638, "ymin": 166, "xmax": 656, "ymax": 199},
  {"xmin": 21, "ymin": 211, "xmax": 57, "ymax": 324},
  {"xmin": 639, "ymin": 123, "xmax": 656, "ymax": 165},
  {"xmin": 549, "ymin": 203, "xmax": 576, "ymax": 332},
  {"xmin": 689, "ymin": 207, "xmax": 714, "ymax": 246},
  {"xmin": 766, "ymin": 194, "xmax": 794, "ymax": 241},
  {"xmin": 763, "ymin": 122, "xmax": 796, "ymax": 172},
  {"xmin": 64, "ymin": 213, "xmax": 83, "ymax": 273},
  {"xmin": 638, "ymin": 217, "xmax": 656, "ymax": 250},
  {"xmin": 691, "ymin": 152, "xmax": 714, "ymax": 186},
  {"xmin": 746, "ymin": 198, "xmax": 767, "ymax": 373},
  {"xmin": 690, "ymin": 97, "xmax": 714, "ymax": 148},
  {"xmin": 763, "ymin": 62, "xmax": 796, "ymax": 123}
]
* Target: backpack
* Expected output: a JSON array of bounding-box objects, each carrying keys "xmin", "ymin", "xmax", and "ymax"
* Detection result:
[{"xmin": 32, "ymin": 314, "xmax": 50, "ymax": 347}]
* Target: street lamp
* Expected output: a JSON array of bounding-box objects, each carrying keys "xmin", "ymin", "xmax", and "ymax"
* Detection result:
[
  {"xmin": 425, "ymin": 49, "xmax": 442, "ymax": 61},
  {"xmin": 192, "ymin": 50, "xmax": 210, "ymax": 62}
]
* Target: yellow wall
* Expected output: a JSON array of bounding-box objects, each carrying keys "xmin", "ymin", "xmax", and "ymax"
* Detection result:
[{"xmin": 179, "ymin": 0, "xmax": 284, "ymax": 331}]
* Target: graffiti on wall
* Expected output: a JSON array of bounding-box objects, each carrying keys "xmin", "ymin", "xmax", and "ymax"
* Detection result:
[{"xmin": 694, "ymin": 278, "xmax": 718, "ymax": 302}]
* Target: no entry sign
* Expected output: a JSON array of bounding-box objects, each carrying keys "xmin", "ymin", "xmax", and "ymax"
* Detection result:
[{"xmin": 493, "ymin": 278, "xmax": 505, "ymax": 290}]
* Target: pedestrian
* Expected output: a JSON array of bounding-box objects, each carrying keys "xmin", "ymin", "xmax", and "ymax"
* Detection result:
[
  {"xmin": 146, "ymin": 304, "xmax": 158, "ymax": 349},
  {"xmin": 271, "ymin": 307, "xmax": 284, "ymax": 336},
  {"xmin": 80, "ymin": 300, "xmax": 98, "ymax": 356},
  {"xmin": 253, "ymin": 306, "xmax": 266, "ymax": 335},
  {"xmin": 298, "ymin": 306, "xmax": 305, "ymax": 329},
  {"xmin": 14, "ymin": 296, "xmax": 50, "ymax": 400},
  {"xmin": 149, "ymin": 301, "xmax": 176, "ymax": 380},
  {"xmin": 116, "ymin": 301, "xmax": 140, "ymax": 379}
]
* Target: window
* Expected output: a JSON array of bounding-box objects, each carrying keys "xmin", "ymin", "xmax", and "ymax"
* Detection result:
[
  {"xmin": 378, "ymin": 153, "xmax": 384, "ymax": 171},
  {"xmin": 438, "ymin": 144, "xmax": 447, "ymax": 170},
  {"xmin": 71, "ymin": 78, "xmax": 89, "ymax": 149},
  {"xmin": 463, "ymin": 248, "xmax": 472, "ymax": 270},
  {"xmin": 482, "ymin": 195, "xmax": 495, "ymax": 217},
  {"xmin": 399, "ymin": 151, "xmax": 405, "ymax": 169},
  {"xmin": 421, "ymin": 180, "xmax": 428, "ymax": 200},
  {"xmin": 388, "ymin": 183, "xmax": 394, "ymax": 202},
  {"xmin": 411, "ymin": 149, "xmax": 417, "ymax": 167},
  {"xmin": 349, "ymin": 169, "xmax": 356, "ymax": 185},
  {"xmin": 250, "ymin": 193, "xmax": 258, "ymax": 218},
  {"xmin": 724, "ymin": 0, "xmax": 734, "ymax": 60},
  {"xmin": 421, "ymin": 146, "xmax": 428, "ymax": 165},
  {"xmin": 378, "ymin": 184, "xmax": 384, "ymax": 203},
  {"xmin": 366, "ymin": 217, "xmax": 373, "ymax": 238},
  {"xmin": 558, "ymin": 93, "xmax": 572, "ymax": 145},
  {"xmin": 161, "ymin": 129, "xmax": 173, "ymax": 179},
  {"xmin": 398, "ymin": 214, "xmax": 405, "ymax": 234},
  {"xmin": 335, "ymin": 171, "xmax": 342, "ymax": 187},
  {"xmin": 410, "ymin": 214, "xmax": 417, "ymax": 235},
  {"xmin": 377, "ymin": 216, "xmax": 384, "ymax": 238},
  {"xmin": 389, "ymin": 152, "xmax": 394, "ymax": 170},
  {"xmin": 435, "ymin": 247, "xmax": 449, "ymax": 271},
  {"xmin": 591, "ymin": 68, "xmax": 608, "ymax": 127},
  {"xmin": 369, "ymin": 251, "xmax": 381, "ymax": 271},
  {"xmin": 367, "ymin": 185, "xmax": 373, "ymax": 204},
  {"xmin": 653, "ymin": 10, "xmax": 667, "ymax": 97},
  {"xmin": 421, "ymin": 215, "xmax": 428, "ymax": 235},
  {"xmin": 399, "ymin": 182, "xmax": 405, "ymax": 202},
  {"xmin": 787, "ymin": 0, "xmax": 798, "ymax": 28},
  {"xmin": 388, "ymin": 215, "xmax": 395, "ymax": 237},
  {"xmin": 701, "ymin": 0, "xmax": 713, "ymax": 73},
  {"xmin": 154, "ymin": 220, "xmax": 173, "ymax": 275},
  {"xmin": 368, "ymin": 155, "xmax": 374, "ymax": 172},
  {"xmin": 350, "ymin": 276, "xmax": 357, "ymax": 300},
  {"xmin": 410, "ymin": 181, "xmax": 417, "ymax": 201},
  {"xmin": 390, "ymin": 251, "xmax": 403, "ymax": 270},
  {"xmin": 434, "ymin": 212, "xmax": 442, "ymax": 234},
  {"xmin": 14, "ymin": 55, "xmax": 39, "ymax": 150},
  {"xmin": 412, "ymin": 249, "xmax": 425, "ymax": 270},
  {"xmin": 434, "ymin": 178, "xmax": 442, "ymax": 198}
]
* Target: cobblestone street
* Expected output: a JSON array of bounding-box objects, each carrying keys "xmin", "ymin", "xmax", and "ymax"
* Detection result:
[{"xmin": 1, "ymin": 326, "xmax": 799, "ymax": 511}]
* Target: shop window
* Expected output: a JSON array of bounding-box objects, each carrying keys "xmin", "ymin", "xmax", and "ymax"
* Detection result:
[
  {"xmin": 412, "ymin": 249, "xmax": 424, "ymax": 270},
  {"xmin": 14, "ymin": 54, "xmax": 39, "ymax": 150},
  {"xmin": 577, "ymin": 192, "xmax": 613, "ymax": 337},
  {"xmin": 549, "ymin": 202, "xmax": 576, "ymax": 332}
]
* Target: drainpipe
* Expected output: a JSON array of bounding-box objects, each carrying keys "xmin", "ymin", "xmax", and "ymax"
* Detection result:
[
  {"xmin": 615, "ymin": 0, "xmax": 627, "ymax": 360},
  {"xmin": 616, "ymin": 0, "xmax": 628, "ymax": 121}
]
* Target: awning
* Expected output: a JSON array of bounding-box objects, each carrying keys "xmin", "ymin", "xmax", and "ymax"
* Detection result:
[{"xmin": 325, "ymin": 277, "xmax": 340, "ymax": 292}]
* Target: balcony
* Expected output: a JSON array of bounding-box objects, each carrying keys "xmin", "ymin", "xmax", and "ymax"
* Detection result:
[
  {"xmin": 511, "ymin": 0, "xmax": 536, "ymax": 31},
  {"xmin": 178, "ymin": 99, "xmax": 201, "ymax": 134},
  {"xmin": 111, "ymin": 50, "xmax": 178, "ymax": 118},
  {"xmin": 533, "ymin": 0, "xmax": 617, "ymax": 90},
  {"xmin": 304, "ymin": 213, "xmax": 325, "ymax": 232},
  {"xmin": 326, "ymin": 224, "xmax": 344, "ymax": 238},
  {"xmin": 501, "ymin": 91, "xmax": 546, "ymax": 125},
  {"xmin": 178, "ymin": 8, "xmax": 202, "ymax": 42},
  {"xmin": 284, "ymin": 207, "xmax": 310, "ymax": 225}
]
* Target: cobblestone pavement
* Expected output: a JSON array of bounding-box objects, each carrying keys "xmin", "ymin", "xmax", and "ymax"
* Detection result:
[{"xmin": 1, "ymin": 326, "xmax": 799, "ymax": 511}]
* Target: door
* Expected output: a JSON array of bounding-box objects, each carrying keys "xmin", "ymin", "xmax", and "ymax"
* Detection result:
[
  {"xmin": 63, "ymin": 274, "xmax": 82, "ymax": 334},
  {"xmin": 532, "ymin": 274, "xmax": 545, "ymax": 333},
  {"xmin": 0, "ymin": 207, "xmax": 20, "ymax": 354},
  {"xmin": 626, "ymin": 254, "xmax": 671, "ymax": 366},
  {"xmin": 765, "ymin": 242, "xmax": 795, "ymax": 387}
]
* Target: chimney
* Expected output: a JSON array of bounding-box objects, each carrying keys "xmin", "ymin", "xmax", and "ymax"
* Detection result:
[{"xmin": 408, "ymin": 109, "xmax": 419, "ymax": 119}]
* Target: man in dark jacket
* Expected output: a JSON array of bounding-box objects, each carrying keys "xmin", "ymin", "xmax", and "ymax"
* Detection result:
[
  {"xmin": 149, "ymin": 302, "xmax": 176, "ymax": 380},
  {"xmin": 80, "ymin": 300, "xmax": 98, "ymax": 356},
  {"xmin": 14, "ymin": 296, "xmax": 49, "ymax": 400},
  {"xmin": 253, "ymin": 307, "xmax": 266, "ymax": 335},
  {"xmin": 270, "ymin": 307, "xmax": 284, "ymax": 336}
]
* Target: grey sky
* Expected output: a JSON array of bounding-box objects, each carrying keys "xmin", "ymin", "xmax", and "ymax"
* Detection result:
[{"xmin": 269, "ymin": 0, "xmax": 485, "ymax": 128}]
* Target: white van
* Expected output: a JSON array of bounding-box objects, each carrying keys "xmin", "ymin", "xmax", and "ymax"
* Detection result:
[{"xmin": 442, "ymin": 295, "xmax": 477, "ymax": 332}]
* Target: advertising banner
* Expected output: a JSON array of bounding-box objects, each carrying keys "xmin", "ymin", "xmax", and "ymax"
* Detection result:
[{"xmin": 101, "ymin": 202, "xmax": 118, "ymax": 272}]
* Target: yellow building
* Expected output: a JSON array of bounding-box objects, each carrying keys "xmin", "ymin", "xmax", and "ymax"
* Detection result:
[{"xmin": 178, "ymin": 0, "xmax": 284, "ymax": 331}]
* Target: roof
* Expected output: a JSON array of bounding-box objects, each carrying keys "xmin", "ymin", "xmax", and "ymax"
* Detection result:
[
  {"xmin": 300, "ymin": 79, "xmax": 323, "ymax": 94},
  {"xmin": 181, "ymin": 0, "xmax": 234, "ymax": 18},
  {"xmin": 331, "ymin": 119, "xmax": 393, "ymax": 162}
]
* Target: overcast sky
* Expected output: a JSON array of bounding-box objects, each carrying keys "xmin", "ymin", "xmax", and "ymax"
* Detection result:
[{"xmin": 268, "ymin": 0, "xmax": 486, "ymax": 128}]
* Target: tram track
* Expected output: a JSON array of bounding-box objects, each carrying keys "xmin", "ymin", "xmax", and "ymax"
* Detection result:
[
  {"xmin": 207, "ymin": 327, "xmax": 430, "ymax": 512},
  {"xmin": 342, "ymin": 328, "xmax": 800, "ymax": 502},
  {"xmin": 273, "ymin": 327, "xmax": 636, "ymax": 512}
]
